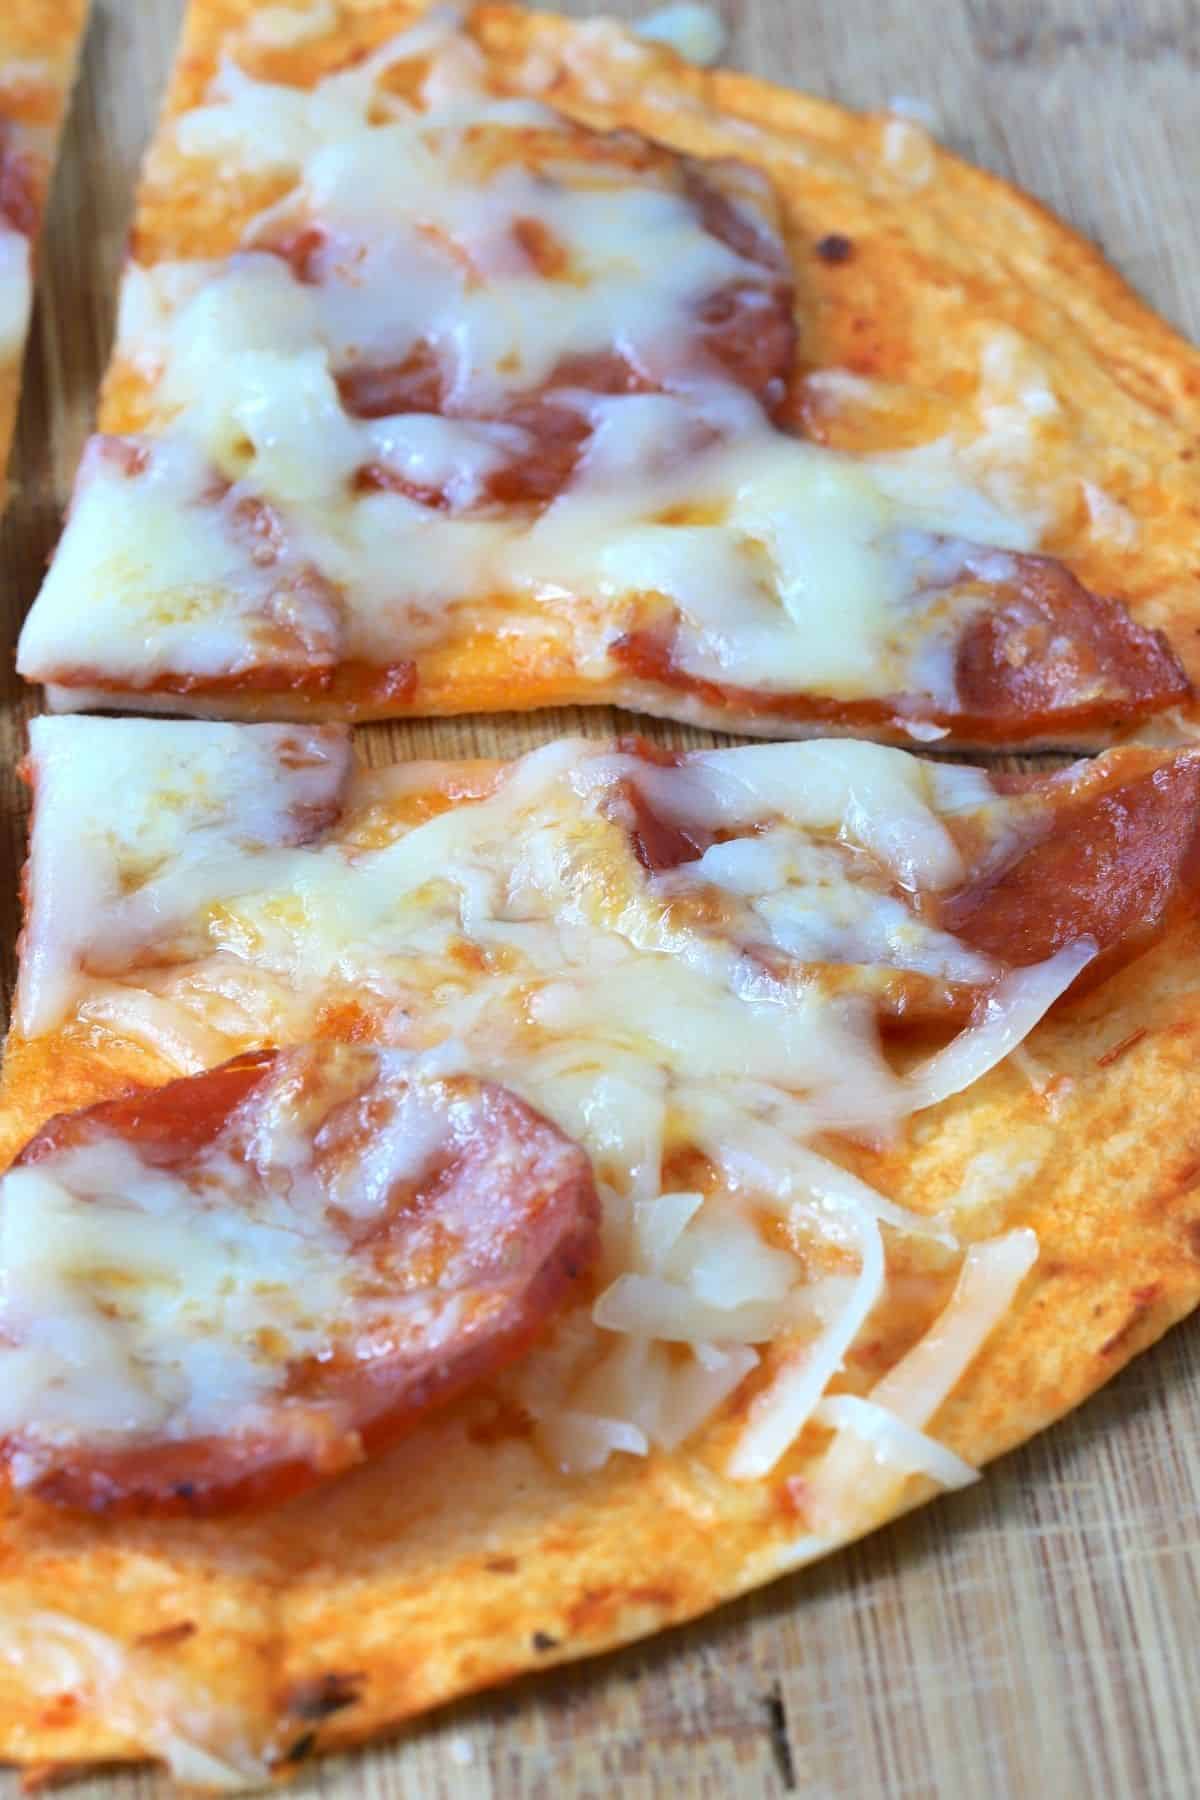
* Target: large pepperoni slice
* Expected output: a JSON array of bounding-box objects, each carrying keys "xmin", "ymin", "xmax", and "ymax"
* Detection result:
[
  {"xmin": 949, "ymin": 547, "xmax": 1191, "ymax": 737},
  {"xmin": 0, "ymin": 1044, "xmax": 599, "ymax": 1516},
  {"xmin": 940, "ymin": 751, "xmax": 1200, "ymax": 988}
]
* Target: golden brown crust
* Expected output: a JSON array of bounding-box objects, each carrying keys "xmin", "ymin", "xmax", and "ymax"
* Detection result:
[{"xmin": 81, "ymin": 0, "xmax": 1200, "ymax": 740}]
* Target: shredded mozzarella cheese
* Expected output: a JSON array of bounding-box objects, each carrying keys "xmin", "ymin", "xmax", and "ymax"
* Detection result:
[
  {"xmin": 808, "ymin": 1229, "xmax": 1038, "ymax": 1521},
  {"xmin": 812, "ymin": 1394, "xmax": 978, "ymax": 1490},
  {"xmin": 726, "ymin": 1212, "xmax": 885, "ymax": 1481}
]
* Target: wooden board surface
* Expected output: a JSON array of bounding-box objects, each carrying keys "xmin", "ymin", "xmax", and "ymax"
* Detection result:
[{"xmin": 4, "ymin": 0, "xmax": 1200, "ymax": 1794}]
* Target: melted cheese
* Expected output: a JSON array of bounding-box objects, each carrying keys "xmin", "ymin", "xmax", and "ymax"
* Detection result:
[
  {"xmin": 0, "ymin": 1155, "xmax": 346, "ymax": 1445},
  {"xmin": 18, "ymin": 15, "xmax": 1044, "ymax": 713},
  {"xmin": 18, "ymin": 716, "xmax": 349, "ymax": 1038},
  {"xmin": 908, "ymin": 943, "xmax": 1095, "ymax": 1110},
  {"xmin": 11, "ymin": 722, "xmax": 1070, "ymax": 1482}
]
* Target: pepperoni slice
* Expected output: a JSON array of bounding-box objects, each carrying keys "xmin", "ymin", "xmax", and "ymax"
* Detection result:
[
  {"xmin": 680, "ymin": 153, "xmax": 794, "ymax": 416},
  {"xmin": 940, "ymin": 752, "xmax": 1200, "ymax": 987},
  {"xmin": 696, "ymin": 280, "xmax": 796, "ymax": 419},
  {"xmin": 0, "ymin": 1045, "xmax": 599, "ymax": 1516},
  {"xmin": 619, "ymin": 777, "xmax": 714, "ymax": 874},
  {"xmin": 680, "ymin": 158, "xmax": 790, "ymax": 275},
  {"xmin": 336, "ymin": 344, "xmax": 446, "ymax": 420},
  {"xmin": 339, "ymin": 320, "xmax": 785, "ymax": 513},
  {"xmin": 354, "ymin": 394, "xmax": 594, "ymax": 510}
]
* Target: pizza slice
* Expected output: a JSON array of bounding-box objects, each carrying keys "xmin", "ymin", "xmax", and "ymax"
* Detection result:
[
  {"xmin": 15, "ymin": 0, "xmax": 1200, "ymax": 745},
  {"xmin": 2, "ymin": 718, "xmax": 1200, "ymax": 1779},
  {"xmin": 0, "ymin": 0, "xmax": 90, "ymax": 485}
]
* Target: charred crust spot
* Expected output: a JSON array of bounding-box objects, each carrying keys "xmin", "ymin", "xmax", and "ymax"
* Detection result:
[
  {"xmin": 531, "ymin": 1631, "xmax": 560, "ymax": 1653},
  {"xmin": 285, "ymin": 1670, "xmax": 365, "ymax": 1721},
  {"xmin": 280, "ymin": 1732, "xmax": 317, "ymax": 1766},
  {"xmin": 763, "ymin": 1685, "xmax": 797, "ymax": 1790},
  {"xmin": 815, "ymin": 232, "xmax": 854, "ymax": 264}
]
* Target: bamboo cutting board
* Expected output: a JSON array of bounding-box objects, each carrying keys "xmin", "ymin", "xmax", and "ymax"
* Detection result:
[{"xmin": 4, "ymin": 1, "xmax": 1200, "ymax": 1794}]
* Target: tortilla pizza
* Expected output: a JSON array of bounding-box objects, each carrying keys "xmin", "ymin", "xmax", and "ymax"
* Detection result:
[{"xmin": 7, "ymin": 0, "xmax": 1200, "ymax": 1785}]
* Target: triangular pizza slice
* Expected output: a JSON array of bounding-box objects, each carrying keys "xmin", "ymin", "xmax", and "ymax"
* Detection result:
[{"xmin": 16, "ymin": 2, "xmax": 1200, "ymax": 745}]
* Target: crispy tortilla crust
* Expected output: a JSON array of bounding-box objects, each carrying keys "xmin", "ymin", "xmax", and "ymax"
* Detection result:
[
  {"xmin": 3, "ymin": 784, "xmax": 1200, "ymax": 1773},
  {"xmin": 0, "ymin": 0, "xmax": 89, "ymax": 483},
  {"xmin": 80, "ymin": 0, "xmax": 1200, "ymax": 742}
]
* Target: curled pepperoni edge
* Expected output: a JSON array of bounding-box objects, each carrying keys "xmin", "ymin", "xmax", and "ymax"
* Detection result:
[{"xmin": 614, "ymin": 741, "xmax": 1200, "ymax": 1028}]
